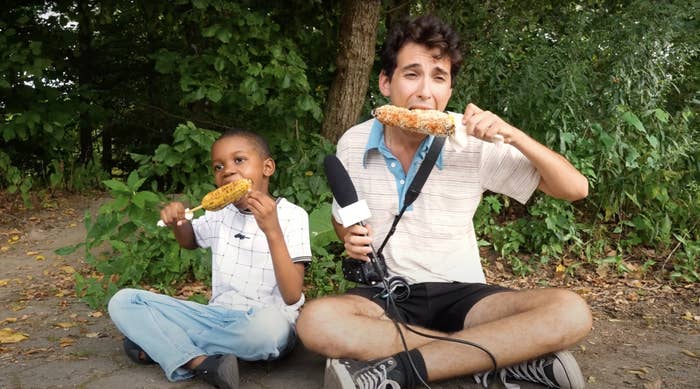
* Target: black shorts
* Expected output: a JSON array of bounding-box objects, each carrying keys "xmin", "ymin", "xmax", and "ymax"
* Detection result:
[{"xmin": 347, "ymin": 282, "xmax": 510, "ymax": 333}]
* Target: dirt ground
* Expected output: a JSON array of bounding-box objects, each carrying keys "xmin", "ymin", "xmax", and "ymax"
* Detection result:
[{"xmin": 0, "ymin": 192, "xmax": 698, "ymax": 389}]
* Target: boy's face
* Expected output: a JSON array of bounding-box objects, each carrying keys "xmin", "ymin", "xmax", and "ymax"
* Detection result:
[
  {"xmin": 211, "ymin": 135, "xmax": 274, "ymax": 199},
  {"xmin": 379, "ymin": 42, "xmax": 453, "ymax": 113}
]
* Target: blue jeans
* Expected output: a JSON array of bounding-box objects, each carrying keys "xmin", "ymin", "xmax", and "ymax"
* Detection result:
[{"xmin": 108, "ymin": 288, "xmax": 295, "ymax": 381}]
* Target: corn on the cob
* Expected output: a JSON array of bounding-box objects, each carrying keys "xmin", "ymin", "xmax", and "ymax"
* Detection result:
[
  {"xmin": 156, "ymin": 178, "xmax": 252, "ymax": 227},
  {"xmin": 200, "ymin": 178, "xmax": 253, "ymax": 211},
  {"xmin": 372, "ymin": 105, "xmax": 455, "ymax": 137}
]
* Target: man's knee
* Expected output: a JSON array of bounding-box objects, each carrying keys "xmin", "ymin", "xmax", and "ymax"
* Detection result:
[
  {"xmin": 296, "ymin": 298, "xmax": 331, "ymax": 342},
  {"xmin": 297, "ymin": 297, "xmax": 353, "ymax": 355},
  {"xmin": 555, "ymin": 289, "xmax": 592, "ymax": 338}
]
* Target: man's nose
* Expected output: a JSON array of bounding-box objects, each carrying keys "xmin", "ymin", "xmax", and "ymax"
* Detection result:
[{"xmin": 417, "ymin": 77, "xmax": 433, "ymax": 100}]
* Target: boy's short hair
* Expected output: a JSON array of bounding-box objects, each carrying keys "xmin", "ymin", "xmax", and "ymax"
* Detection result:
[
  {"xmin": 380, "ymin": 15, "xmax": 463, "ymax": 87},
  {"xmin": 217, "ymin": 128, "xmax": 271, "ymax": 158}
]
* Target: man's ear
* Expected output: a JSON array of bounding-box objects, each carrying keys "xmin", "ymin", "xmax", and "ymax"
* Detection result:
[
  {"xmin": 378, "ymin": 70, "xmax": 391, "ymax": 97},
  {"xmin": 263, "ymin": 158, "xmax": 275, "ymax": 177}
]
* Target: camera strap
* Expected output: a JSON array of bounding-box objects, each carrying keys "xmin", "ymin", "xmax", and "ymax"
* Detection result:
[{"xmin": 377, "ymin": 136, "xmax": 446, "ymax": 255}]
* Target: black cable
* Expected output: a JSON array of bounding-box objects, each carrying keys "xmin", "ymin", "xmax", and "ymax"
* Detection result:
[{"xmin": 377, "ymin": 276, "xmax": 499, "ymax": 389}]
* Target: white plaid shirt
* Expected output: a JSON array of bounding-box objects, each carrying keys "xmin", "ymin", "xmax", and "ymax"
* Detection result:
[{"xmin": 192, "ymin": 198, "xmax": 312, "ymax": 324}]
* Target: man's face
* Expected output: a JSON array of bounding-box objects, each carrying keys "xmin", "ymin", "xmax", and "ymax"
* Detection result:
[{"xmin": 379, "ymin": 42, "xmax": 453, "ymax": 112}]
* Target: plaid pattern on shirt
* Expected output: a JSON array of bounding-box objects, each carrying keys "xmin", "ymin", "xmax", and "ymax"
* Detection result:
[{"xmin": 192, "ymin": 197, "xmax": 311, "ymax": 323}]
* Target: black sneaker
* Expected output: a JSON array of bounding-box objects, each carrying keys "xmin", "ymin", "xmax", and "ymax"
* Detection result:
[
  {"xmin": 474, "ymin": 350, "xmax": 585, "ymax": 389},
  {"xmin": 193, "ymin": 354, "xmax": 239, "ymax": 389},
  {"xmin": 324, "ymin": 357, "xmax": 403, "ymax": 389}
]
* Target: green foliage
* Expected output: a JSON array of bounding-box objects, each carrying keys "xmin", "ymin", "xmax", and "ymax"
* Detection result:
[
  {"xmin": 61, "ymin": 122, "xmax": 346, "ymax": 307},
  {"xmin": 305, "ymin": 203, "xmax": 354, "ymax": 297},
  {"xmin": 59, "ymin": 125, "xmax": 218, "ymax": 308},
  {"xmin": 436, "ymin": 0, "xmax": 700, "ymax": 280},
  {"xmin": 11, "ymin": 0, "xmax": 700, "ymax": 289}
]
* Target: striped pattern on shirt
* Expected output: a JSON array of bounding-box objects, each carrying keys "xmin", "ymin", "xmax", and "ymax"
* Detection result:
[{"xmin": 333, "ymin": 118, "xmax": 539, "ymax": 284}]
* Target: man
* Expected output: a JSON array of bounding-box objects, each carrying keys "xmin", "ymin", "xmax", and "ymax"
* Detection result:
[{"xmin": 297, "ymin": 15, "xmax": 591, "ymax": 389}]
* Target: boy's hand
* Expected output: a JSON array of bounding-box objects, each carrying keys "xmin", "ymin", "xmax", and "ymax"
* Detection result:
[
  {"xmin": 160, "ymin": 202, "xmax": 188, "ymax": 227},
  {"xmin": 245, "ymin": 190, "xmax": 280, "ymax": 234}
]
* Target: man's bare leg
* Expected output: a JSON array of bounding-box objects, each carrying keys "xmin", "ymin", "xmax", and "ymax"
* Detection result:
[{"xmin": 297, "ymin": 288, "xmax": 591, "ymax": 381}]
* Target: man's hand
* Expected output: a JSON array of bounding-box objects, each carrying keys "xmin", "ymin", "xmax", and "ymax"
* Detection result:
[
  {"xmin": 462, "ymin": 103, "xmax": 519, "ymax": 145},
  {"xmin": 342, "ymin": 223, "xmax": 375, "ymax": 262}
]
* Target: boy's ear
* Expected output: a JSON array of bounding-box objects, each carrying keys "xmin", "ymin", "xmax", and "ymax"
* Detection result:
[{"xmin": 263, "ymin": 157, "xmax": 275, "ymax": 177}]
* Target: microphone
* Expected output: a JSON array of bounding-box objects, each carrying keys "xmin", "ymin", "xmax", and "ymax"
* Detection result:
[
  {"xmin": 323, "ymin": 154, "xmax": 402, "ymax": 291},
  {"xmin": 323, "ymin": 154, "xmax": 384, "ymax": 267},
  {"xmin": 323, "ymin": 155, "xmax": 372, "ymax": 228}
]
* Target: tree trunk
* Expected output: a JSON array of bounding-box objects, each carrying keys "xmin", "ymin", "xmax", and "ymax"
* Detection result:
[
  {"xmin": 77, "ymin": 0, "xmax": 94, "ymax": 165},
  {"xmin": 321, "ymin": 0, "xmax": 381, "ymax": 143}
]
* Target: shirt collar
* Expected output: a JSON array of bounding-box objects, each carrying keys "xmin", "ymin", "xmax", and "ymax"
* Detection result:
[{"xmin": 363, "ymin": 119, "xmax": 444, "ymax": 168}]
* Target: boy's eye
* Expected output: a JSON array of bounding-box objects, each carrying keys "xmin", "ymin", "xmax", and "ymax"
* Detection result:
[
  {"xmin": 213, "ymin": 164, "xmax": 224, "ymax": 171},
  {"xmin": 234, "ymin": 157, "xmax": 245, "ymax": 164}
]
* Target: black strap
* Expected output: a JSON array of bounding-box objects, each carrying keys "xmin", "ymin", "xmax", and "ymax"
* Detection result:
[{"xmin": 377, "ymin": 136, "xmax": 445, "ymax": 254}]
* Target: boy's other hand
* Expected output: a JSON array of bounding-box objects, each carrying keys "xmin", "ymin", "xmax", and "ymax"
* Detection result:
[{"xmin": 160, "ymin": 202, "xmax": 188, "ymax": 227}]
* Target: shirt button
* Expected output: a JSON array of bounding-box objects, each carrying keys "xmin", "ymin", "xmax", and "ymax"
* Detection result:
[
  {"xmin": 390, "ymin": 162, "xmax": 396, "ymax": 168},
  {"xmin": 399, "ymin": 179, "xmax": 405, "ymax": 185}
]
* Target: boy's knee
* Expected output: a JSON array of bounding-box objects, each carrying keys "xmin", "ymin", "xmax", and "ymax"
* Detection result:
[
  {"xmin": 249, "ymin": 308, "xmax": 292, "ymax": 343},
  {"xmin": 108, "ymin": 288, "xmax": 133, "ymax": 312}
]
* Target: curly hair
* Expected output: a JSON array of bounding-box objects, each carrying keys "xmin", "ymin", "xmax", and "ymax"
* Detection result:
[{"xmin": 380, "ymin": 15, "xmax": 463, "ymax": 87}]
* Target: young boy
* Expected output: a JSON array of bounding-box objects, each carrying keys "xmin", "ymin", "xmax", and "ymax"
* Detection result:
[{"xmin": 108, "ymin": 129, "xmax": 311, "ymax": 389}]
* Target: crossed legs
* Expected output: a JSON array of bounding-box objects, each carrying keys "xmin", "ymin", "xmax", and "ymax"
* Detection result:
[{"xmin": 296, "ymin": 287, "xmax": 592, "ymax": 382}]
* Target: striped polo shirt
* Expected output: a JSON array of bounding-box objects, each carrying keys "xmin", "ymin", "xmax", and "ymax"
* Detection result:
[{"xmin": 332, "ymin": 115, "xmax": 539, "ymax": 284}]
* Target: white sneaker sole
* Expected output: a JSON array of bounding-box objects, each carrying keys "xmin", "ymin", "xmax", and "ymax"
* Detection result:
[
  {"xmin": 323, "ymin": 358, "xmax": 354, "ymax": 389},
  {"xmin": 552, "ymin": 350, "xmax": 586, "ymax": 389}
]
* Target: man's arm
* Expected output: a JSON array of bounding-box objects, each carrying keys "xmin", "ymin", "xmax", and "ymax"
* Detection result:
[{"xmin": 462, "ymin": 103, "xmax": 588, "ymax": 201}]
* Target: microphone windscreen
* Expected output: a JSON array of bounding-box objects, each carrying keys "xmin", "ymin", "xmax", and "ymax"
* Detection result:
[{"xmin": 323, "ymin": 155, "xmax": 359, "ymax": 207}]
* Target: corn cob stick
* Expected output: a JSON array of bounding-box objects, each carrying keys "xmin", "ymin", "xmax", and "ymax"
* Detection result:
[
  {"xmin": 372, "ymin": 104, "xmax": 504, "ymax": 143},
  {"xmin": 157, "ymin": 178, "xmax": 252, "ymax": 227}
]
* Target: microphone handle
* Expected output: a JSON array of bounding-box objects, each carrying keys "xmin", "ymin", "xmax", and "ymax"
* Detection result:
[{"xmin": 359, "ymin": 221, "xmax": 388, "ymax": 279}]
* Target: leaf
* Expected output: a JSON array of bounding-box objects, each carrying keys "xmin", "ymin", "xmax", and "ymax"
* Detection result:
[
  {"xmin": 54, "ymin": 322, "xmax": 76, "ymax": 328},
  {"xmin": 55, "ymin": 242, "xmax": 83, "ymax": 255},
  {"xmin": 681, "ymin": 349, "xmax": 698, "ymax": 358},
  {"xmin": 102, "ymin": 179, "xmax": 130, "ymax": 193},
  {"xmin": 59, "ymin": 337, "xmax": 75, "ymax": 347},
  {"xmin": 621, "ymin": 110, "xmax": 646, "ymax": 133},
  {"xmin": 0, "ymin": 328, "xmax": 29, "ymax": 344}
]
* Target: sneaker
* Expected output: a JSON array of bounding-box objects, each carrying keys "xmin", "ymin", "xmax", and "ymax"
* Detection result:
[
  {"xmin": 193, "ymin": 354, "xmax": 239, "ymax": 389},
  {"xmin": 324, "ymin": 357, "xmax": 403, "ymax": 389},
  {"xmin": 474, "ymin": 350, "xmax": 585, "ymax": 389}
]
